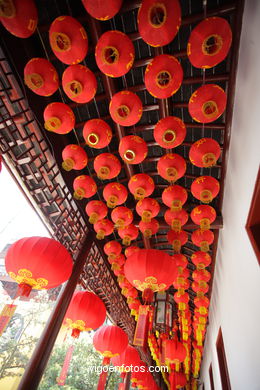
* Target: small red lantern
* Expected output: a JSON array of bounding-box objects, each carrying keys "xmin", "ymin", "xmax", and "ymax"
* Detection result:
[
  {"xmin": 162, "ymin": 185, "xmax": 188, "ymax": 211},
  {"xmin": 174, "ymin": 291, "xmax": 189, "ymax": 311},
  {"xmin": 154, "ymin": 116, "xmax": 186, "ymax": 149},
  {"xmin": 95, "ymin": 30, "xmax": 135, "ymax": 77},
  {"xmin": 191, "ymin": 205, "xmax": 217, "ymax": 230},
  {"xmin": 173, "ymin": 267, "xmax": 189, "ymax": 283},
  {"xmin": 61, "ymin": 144, "xmax": 88, "ymax": 171},
  {"xmin": 169, "ymin": 371, "xmax": 187, "ymax": 389},
  {"xmin": 189, "ymin": 138, "xmax": 221, "ymax": 168},
  {"xmin": 49, "ymin": 16, "xmax": 88, "ymax": 65},
  {"xmin": 164, "ymin": 209, "xmax": 189, "ymax": 232},
  {"xmin": 167, "ymin": 230, "xmax": 188, "ymax": 252},
  {"xmin": 0, "ymin": 0, "xmax": 37, "ymax": 38},
  {"xmin": 94, "ymin": 153, "xmax": 121, "ymax": 180},
  {"xmin": 118, "ymin": 224, "xmax": 139, "ymax": 246},
  {"xmin": 192, "ymin": 269, "xmax": 211, "ymax": 283},
  {"xmin": 62, "ymin": 64, "xmax": 97, "ymax": 103},
  {"xmin": 125, "ymin": 246, "xmax": 140, "ymax": 258},
  {"xmin": 191, "ymin": 176, "xmax": 220, "ymax": 203},
  {"xmin": 73, "ymin": 175, "xmax": 97, "ymax": 200},
  {"xmin": 139, "ymin": 218, "xmax": 159, "ymax": 238},
  {"xmin": 93, "ymin": 325, "xmax": 128, "ymax": 358},
  {"xmin": 104, "ymin": 240, "xmax": 122, "ymax": 260},
  {"xmin": 83, "ymin": 119, "xmax": 112, "ymax": 149},
  {"xmin": 191, "ymin": 251, "xmax": 212, "ymax": 269},
  {"xmin": 188, "ymin": 17, "xmax": 232, "ymax": 69},
  {"xmin": 173, "ymin": 277, "xmax": 190, "ymax": 291},
  {"xmin": 194, "ymin": 295, "xmax": 210, "ymax": 310},
  {"xmin": 189, "ymin": 84, "xmax": 227, "ymax": 123},
  {"xmin": 128, "ymin": 173, "xmax": 155, "ymax": 200},
  {"xmin": 103, "ymin": 182, "xmax": 128, "ymax": 208},
  {"xmin": 192, "ymin": 281, "xmax": 209, "ymax": 294},
  {"xmin": 165, "ymin": 338, "xmax": 187, "ymax": 366},
  {"xmin": 81, "ymin": 0, "xmax": 122, "ymax": 20},
  {"xmin": 85, "ymin": 200, "xmax": 108, "ymax": 224},
  {"xmin": 157, "ymin": 154, "xmax": 186, "ymax": 182},
  {"xmin": 109, "ymin": 91, "xmax": 143, "ymax": 126},
  {"xmin": 119, "ymin": 136, "xmax": 148, "ymax": 165},
  {"xmin": 145, "ymin": 55, "xmax": 183, "ymax": 99},
  {"xmin": 172, "ymin": 254, "xmax": 188, "ymax": 270},
  {"xmin": 111, "ymin": 206, "xmax": 133, "ymax": 229},
  {"xmin": 24, "ymin": 58, "xmax": 59, "ymax": 97},
  {"xmin": 94, "ymin": 219, "xmax": 114, "ymax": 240},
  {"xmin": 136, "ymin": 198, "xmax": 160, "ymax": 222},
  {"xmin": 111, "ymin": 345, "xmax": 140, "ymax": 368},
  {"xmin": 138, "ymin": 0, "xmax": 181, "ymax": 47},
  {"xmin": 43, "ymin": 102, "xmax": 75, "ymax": 134},
  {"xmin": 110, "ymin": 254, "xmax": 125, "ymax": 271},
  {"xmin": 191, "ymin": 229, "xmax": 214, "ymax": 252}
]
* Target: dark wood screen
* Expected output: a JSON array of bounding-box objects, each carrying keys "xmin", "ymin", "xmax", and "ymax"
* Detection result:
[{"xmin": 216, "ymin": 328, "xmax": 231, "ymax": 390}]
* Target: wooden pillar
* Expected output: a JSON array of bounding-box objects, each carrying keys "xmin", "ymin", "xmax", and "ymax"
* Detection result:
[{"xmin": 18, "ymin": 232, "xmax": 95, "ymax": 390}]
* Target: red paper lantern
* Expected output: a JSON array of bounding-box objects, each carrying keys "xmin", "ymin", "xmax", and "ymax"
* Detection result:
[
  {"xmin": 73, "ymin": 175, "xmax": 97, "ymax": 200},
  {"xmin": 118, "ymin": 224, "xmax": 139, "ymax": 246},
  {"xmin": 172, "ymin": 254, "xmax": 188, "ymax": 270},
  {"xmin": 162, "ymin": 185, "xmax": 188, "ymax": 212},
  {"xmin": 189, "ymin": 84, "xmax": 227, "ymax": 123},
  {"xmin": 157, "ymin": 154, "xmax": 186, "ymax": 182},
  {"xmin": 85, "ymin": 200, "xmax": 108, "ymax": 224},
  {"xmin": 191, "ymin": 229, "xmax": 214, "ymax": 252},
  {"xmin": 167, "ymin": 230, "xmax": 188, "ymax": 252},
  {"xmin": 61, "ymin": 144, "xmax": 88, "ymax": 171},
  {"xmin": 94, "ymin": 219, "xmax": 114, "ymax": 240},
  {"xmin": 119, "ymin": 136, "xmax": 148, "ymax": 165},
  {"xmin": 136, "ymin": 198, "xmax": 160, "ymax": 223},
  {"xmin": 189, "ymin": 138, "xmax": 221, "ymax": 168},
  {"xmin": 173, "ymin": 277, "xmax": 190, "ymax": 291},
  {"xmin": 5, "ymin": 237, "xmax": 73, "ymax": 297},
  {"xmin": 173, "ymin": 267, "xmax": 189, "ymax": 283},
  {"xmin": 103, "ymin": 182, "xmax": 128, "ymax": 208},
  {"xmin": 109, "ymin": 91, "xmax": 143, "ymax": 126},
  {"xmin": 62, "ymin": 64, "xmax": 97, "ymax": 103},
  {"xmin": 139, "ymin": 218, "xmax": 159, "ymax": 238},
  {"xmin": 169, "ymin": 371, "xmax": 187, "ymax": 389},
  {"xmin": 81, "ymin": 0, "xmax": 122, "ymax": 20},
  {"xmin": 43, "ymin": 102, "xmax": 75, "ymax": 135},
  {"xmin": 164, "ymin": 209, "xmax": 189, "ymax": 232},
  {"xmin": 111, "ymin": 345, "xmax": 140, "ymax": 368},
  {"xmin": 191, "ymin": 251, "xmax": 212, "ymax": 269},
  {"xmin": 194, "ymin": 295, "xmax": 210, "ymax": 310},
  {"xmin": 137, "ymin": 0, "xmax": 181, "ymax": 47},
  {"xmin": 191, "ymin": 205, "xmax": 217, "ymax": 230},
  {"xmin": 109, "ymin": 254, "xmax": 125, "ymax": 271},
  {"xmin": 93, "ymin": 325, "xmax": 128, "ymax": 357},
  {"xmin": 83, "ymin": 119, "xmax": 112, "ymax": 149},
  {"xmin": 191, "ymin": 176, "xmax": 220, "ymax": 203},
  {"xmin": 174, "ymin": 291, "xmax": 189, "ymax": 310},
  {"xmin": 95, "ymin": 30, "xmax": 135, "ymax": 77},
  {"xmin": 104, "ymin": 240, "xmax": 122, "ymax": 260},
  {"xmin": 128, "ymin": 173, "xmax": 155, "ymax": 200},
  {"xmin": 49, "ymin": 16, "xmax": 88, "ymax": 65},
  {"xmin": 0, "ymin": 0, "xmax": 37, "ymax": 38},
  {"xmin": 192, "ymin": 269, "xmax": 211, "ymax": 283},
  {"xmin": 154, "ymin": 116, "xmax": 186, "ymax": 149},
  {"xmin": 165, "ymin": 338, "xmax": 187, "ymax": 365},
  {"xmin": 94, "ymin": 153, "xmax": 121, "ymax": 180},
  {"xmin": 111, "ymin": 206, "xmax": 133, "ymax": 229},
  {"xmin": 188, "ymin": 17, "xmax": 232, "ymax": 69},
  {"xmin": 145, "ymin": 55, "xmax": 183, "ymax": 99},
  {"xmin": 192, "ymin": 281, "xmax": 209, "ymax": 294},
  {"xmin": 125, "ymin": 246, "xmax": 140, "ymax": 258},
  {"xmin": 24, "ymin": 58, "xmax": 59, "ymax": 97}
]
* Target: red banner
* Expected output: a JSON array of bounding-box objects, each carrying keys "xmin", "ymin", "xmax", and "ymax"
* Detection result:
[
  {"xmin": 133, "ymin": 305, "xmax": 149, "ymax": 348},
  {"xmin": 97, "ymin": 357, "xmax": 110, "ymax": 390},
  {"xmin": 57, "ymin": 344, "xmax": 75, "ymax": 386},
  {"xmin": 0, "ymin": 304, "xmax": 17, "ymax": 336}
]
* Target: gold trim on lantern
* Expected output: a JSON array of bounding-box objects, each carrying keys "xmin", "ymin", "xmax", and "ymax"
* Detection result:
[
  {"xmin": 142, "ymin": 210, "xmax": 152, "ymax": 223},
  {"xmin": 51, "ymin": 32, "xmax": 71, "ymax": 52},
  {"xmin": 122, "ymin": 235, "xmax": 131, "ymax": 246},
  {"xmin": 8, "ymin": 269, "xmax": 48, "ymax": 290},
  {"xmin": 73, "ymin": 187, "xmax": 85, "ymax": 200},
  {"xmin": 202, "ymin": 100, "xmax": 218, "ymax": 119},
  {"xmin": 171, "ymin": 219, "xmax": 181, "ymax": 232},
  {"xmin": 62, "ymin": 158, "xmax": 75, "ymax": 171},
  {"xmin": 65, "ymin": 80, "xmax": 83, "ymax": 97},
  {"xmin": 200, "ymin": 190, "xmax": 213, "ymax": 203},
  {"xmin": 156, "ymin": 70, "xmax": 172, "ymax": 89},
  {"xmin": 148, "ymin": 3, "xmax": 167, "ymax": 28},
  {"xmin": 202, "ymin": 152, "xmax": 216, "ymax": 167},
  {"xmin": 25, "ymin": 73, "xmax": 44, "ymax": 90},
  {"xmin": 166, "ymin": 167, "xmax": 177, "ymax": 181},
  {"xmin": 116, "ymin": 105, "xmax": 130, "ymax": 120},
  {"xmin": 202, "ymin": 34, "xmax": 223, "ymax": 56},
  {"xmin": 143, "ymin": 229, "xmax": 152, "ymax": 238},
  {"xmin": 200, "ymin": 241, "xmax": 210, "ymax": 252},
  {"xmin": 44, "ymin": 117, "xmax": 62, "ymax": 132},
  {"xmin": 87, "ymin": 132, "xmax": 99, "ymax": 146},
  {"xmin": 200, "ymin": 218, "xmax": 210, "ymax": 231},
  {"xmin": 102, "ymin": 46, "xmax": 119, "ymax": 65},
  {"xmin": 98, "ymin": 166, "xmax": 110, "ymax": 180},
  {"xmin": 89, "ymin": 212, "xmax": 99, "ymax": 224},
  {"xmin": 96, "ymin": 229, "xmax": 105, "ymax": 240},
  {"xmin": 123, "ymin": 149, "xmax": 136, "ymax": 162},
  {"xmin": 162, "ymin": 129, "xmax": 176, "ymax": 144},
  {"xmin": 64, "ymin": 318, "xmax": 91, "ymax": 332},
  {"xmin": 107, "ymin": 195, "xmax": 118, "ymax": 208},
  {"xmin": 115, "ymin": 218, "xmax": 125, "ymax": 229},
  {"xmin": 133, "ymin": 276, "xmax": 166, "ymax": 292},
  {"xmin": 134, "ymin": 187, "xmax": 146, "ymax": 200},
  {"xmin": 0, "ymin": 0, "xmax": 16, "ymax": 18},
  {"xmin": 171, "ymin": 200, "xmax": 182, "ymax": 212},
  {"xmin": 172, "ymin": 239, "xmax": 181, "ymax": 252}
]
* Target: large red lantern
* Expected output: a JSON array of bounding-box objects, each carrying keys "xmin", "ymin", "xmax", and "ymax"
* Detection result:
[
  {"xmin": 164, "ymin": 209, "xmax": 189, "ymax": 232},
  {"xmin": 167, "ymin": 230, "xmax": 188, "ymax": 252},
  {"xmin": 93, "ymin": 325, "xmax": 128, "ymax": 357},
  {"xmin": 157, "ymin": 154, "xmax": 186, "ymax": 182},
  {"xmin": 165, "ymin": 338, "xmax": 187, "ymax": 366},
  {"xmin": 189, "ymin": 138, "xmax": 221, "ymax": 168},
  {"xmin": 128, "ymin": 173, "xmax": 155, "ymax": 200},
  {"xmin": 118, "ymin": 224, "xmax": 139, "ymax": 246},
  {"xmin": 138, "ymin": 0, "xmax": 181, "ymax": 47},
  {"xmin": 139, "ymin": 218, "xmax": 159, "ymax": 238},
  {"xmin": 162, "ymin": 185, "xmax": 188, "ymax": 211},
  {"xmin": 191, "ymin": 176, "xmax": 220, "ymax": 203},
  {"xmin": 95, "ymin": 30, "xmax": 135, "ymax": 77},
  {"xmin": 136, "ymin": 198, "xmax": 160, "ymax": 223},
  {"xmin": 189, "ymin": 84, "xmax": 227, "ymax": 123},
  {"xmin": 83, "ymin": 119, "xmax": 112, "ymax": 149},
  {"xmin": 145, "ymin": 55, "xmax": 183, "ymax": 99},
  {"xmin": 49, "ymin": 16, "xmax": 88, "ymax": 65},
  {"xmin": 125, "ymin": 246, "xmax": 140, "ymax": 258},
  {"xmin": 191, "ymin": 205, "xmax": 216, "ymax": 230},
  {"xmin": 104, "ymin": 240, "xmax": 122, "ymax": 260},
  {"xmin": 24, "ymin": 58, "xmax": 59, "ymax": 97},
  {"xmin": 109, "ymin": 91, "xmax": 143, "ymax": 126},
  {"xmin": 81, "ymin": 0, "xmax": 122, "ymax": 20},
  {"xmin": 43, "ymin": 102, "xmax": 75, "ymax": 134},
  {"xmin": 154, "ymin": 116, "xmax": 186, "ymax": 149},
  {"xmin": 73, "ymin": 175, "xmax": 97, "ymax": 200},
  {"xmin": 191, "ymin": 229, "xmax": 214, "ymax": 252},
  {"xmin": 5, "ymin": 237, "xmax": 73, "ymax": 297},
  {"xmin": 94, "ymin": 219, "xmax": 114, "ymax": 240},
  {"xmin": 111, "ymin": 206, "xmax": 133, "ymax": 229},
  {"xmin": 103, "ymin": 182, "xmax": 128, "ymax": 208},
  {"xmin": 85, "ymin": 200, "xmax": 108, "ymax": 224},
  {"xmin": 61, "ymin": 144, "xmax": 88, "ymax": 171},
  {"xmin": 94, "ymin": 153, "xmax": 121, "ymax": 180},
  {"xmin": 62, "ymin": 64, "xmax": 97, "ymax": 103},
  {"xmin": 188, "ymin": 17, "xmax": 232, "ymax": 69},
  {"xmin": 119, "ymin": 136, "xmax": 148, "ymax": 165},
  {"xmin": 191, "ymin": 251, "xmax": 212, "ymax": 269},
  {"xmin": 0, "ymin": 0, "xmax": 37, "ymax": 38},
  {"xmin": 111, "ymin": 345, "xmax": 140, "ymax": 368}
]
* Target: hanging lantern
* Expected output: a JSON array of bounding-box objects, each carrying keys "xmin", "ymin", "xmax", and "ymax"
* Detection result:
[
  {"xmin": 24, "ymin": 58, "xmax": 59, "ymax": 97},
  {"xmin": 189, "ymin": 138, "xmax": 221, "ymax": 168},
  {"xmin": 139, "ymin": 218, "xmax": 159, "ymax": 238},
  {"xmin": 157, "ymin": 154, "xmax": 186, "ymax": 182},
  {"xmin": 192, "ymin": 269, "xmax": 211, "ymax": 284},
  {"xmin": 119, "ymin": 135, "xmax": 148, "ymax": 165},
  {"xmin": 165, "ymin": 338, "xmax": 187, "ymax": 367},
  {"xmin": 5, "ymin": 237, "xmax": 73, "ymax": 297},
  {"xmin": 154, "ymin": 116, "xmax": 186, "ymax": 149},
  {"xmin": 174, "ymin": 291, "xmax": 189, "ymax": 311},
  {"xmin": 85, "ymin": 200, "xmax": 108, "ymax": 224},
  {"xmin": 162, "ymin": 185, "xmax": 188, "ymax": 212},
  {"xmin": 167, "ymin": 230, "xmax": 188, "ymax": 252},
  {"xmin": 153, "ymin": 292, "xmax": 175, "ymax": 334},
  {"xmin": 191, "ymin": 229, "xmax": 214, "ymax": 252},
  {"xmin": 43, "ymin": 102, "xmax": 75, "ymax": 135},
  {"xmin": 169, "ymin": 371, "xmax": 187, "ymax": 389},
  {"xmin": 188, "ymin": 84, "xmax": 227, "ymax": 123},
  {"xmin": 173, "ymin": 276, "xmax": 190, "ymax": 291},
  {"xmin": 103, "ymin": 182, "xmax": 128, "ymax": 208},
  {"xmin": 104, "ymin": 240, "xmax": 122, "ymax": 260},
  {"xmin": 128, "ymin": 173, "xmax": 155, "ymax": 201},
  {"xmin": 95, "ymin": 30, "xmax": 135, "ymax": 77},
  {"xmin": 192, "ymin": 281, "xmax": 209, "ymax": 294},
  {"xmin": 137, "ymin": 0, "xmax": 181, "ymax": 47},
  {"xmin": 49, "ymin": 16, "xmax": 88, "ymax": 65},
  {"xmin": 145, "ymin": 55, "xmax": 183, "ymax": 99},
  {"xmin": 191, "ymin": 251, "xmax": 211, "ymax": 270},
  {"xmin": 83, "ymin": 119, "xmax": 112, "ymax": 149},
  {"xmin": 173, "ymin": 267, "xmax": 190, "ymax": 285},
  {"xmin": 191, "ymin": 176, "xmax": 220, "ymax": 203},
  {"xmin": 81, "ymin": 0, "xmax": 122, "ymax": 20},
  {"xmin": 136, "ymin": 198, "xmax": 160, "ymax": 223},
  {"xmin": 109, "ymin": 90, "xmax": 143, "ymax": 126},
  {"xmin": 187, "ymin": 17, "xmax": 232, "ymax": 69},
  {"xmin": 194, "ymin": 295, "xmax": 210, "ymax": 311},
  {"xmin": 62, "ymin": 64, "xmax": 97, "ymax": 103},
  {"xmin": 191, "ymin": 205, "xmax": 217, "ymax": 230},
  {"xmin": 109, "ymin": 254, "xmax": 126, "ymax": 271},
  {"xmin": 172, "ymin": 254, "xmax": 188, "ymax": 270},
  {"xmin": 93, "ymin": 153, "xmax": 121, "ymax": 180},
  {"xmin": 111, "ymin": 206, "xmax": 133, "ymax": 229},
  {"xmin": 61, "ymin": 144, "xmax": 88, "ymax": 171},
  {"xmin": 111, "ymin": 344, "xmax": 140, "ymax": 368},
  {"xmin": 125, "ymin": 246, "xmax": 140, "ymax": 258},
  {"xmin": 164, "ymin": 209, "xmax": 188, "ymax": 232},
  {"xmin": 118, "ymin": 224, "xmax": 139, "ymax": 246},
  {"xmin": 94, "ymin": 219, "xmax": 114, "ymax": 240},
  {"xmin": 73, "ymin": 175, "xmax": 97, "ymax": 200},
  {"xmin": 0, "ymin": 0, "xmax": 38, "ymax": 38}
]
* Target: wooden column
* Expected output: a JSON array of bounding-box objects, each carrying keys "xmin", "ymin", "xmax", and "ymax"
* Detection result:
[{"xmin": 18, "ymin": 231, "xmax": 95, "ymax": 390}]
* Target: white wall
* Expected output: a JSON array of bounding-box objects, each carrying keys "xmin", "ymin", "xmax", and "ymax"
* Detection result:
[{"xmin": 200, "ymin": 1, "xmax": 260, "ymax": 389}]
